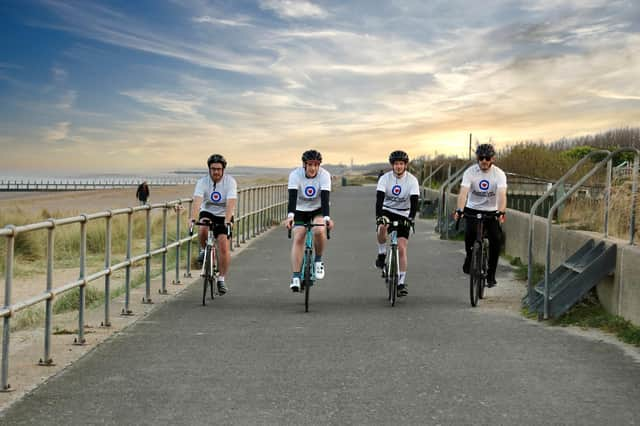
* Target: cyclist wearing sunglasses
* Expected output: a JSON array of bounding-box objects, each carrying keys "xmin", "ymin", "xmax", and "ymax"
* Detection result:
[
  {"xmin": 190, "ymin": 153, "xmax": 237, "ymax": 295},
  {"xmin": 285, "ymin": 149, "xmax": 334, "ymax": 292},
  {"xmin": 453, "ymin": 144, "xmax": 507, "ymax": 287}
]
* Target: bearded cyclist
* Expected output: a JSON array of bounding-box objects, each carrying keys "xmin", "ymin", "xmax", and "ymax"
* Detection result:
[
  {"xmin": 285, "ymin": 149, "xmax": 334, "ymax": 292},
  {"xmin": 453, "ymin": 143, "xmax": 507, "ymax": 287},
  {"xmin": 189, "ymin": 154, "xmax": 237, "ymax": 295},
  {"xmin": 375, "ymin": 150, "xmax": 420, "ymax": 296}
]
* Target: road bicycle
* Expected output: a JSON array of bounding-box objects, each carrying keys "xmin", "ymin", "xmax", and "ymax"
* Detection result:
[
  {"xmin": 459, "ymin": 211, "xmax": 501, "ymax": 307},
  {"xmin": 288, "ymin": 221, "xmax": 330, "ymax": 312},
  {"xmin": 379, "ymin": 218, "xmax": 413, "ymax": 307},
  {"xmin": 190, "ymin": 221, "xmax": 229, "ymax": 306}
]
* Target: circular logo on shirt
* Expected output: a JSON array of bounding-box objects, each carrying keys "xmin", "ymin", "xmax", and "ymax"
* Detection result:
[
  {"xmin": 479, "ymin": 179, "xmax": 490, "ymax": 191},
  {"xmin": 304, "ymin": 185, "xmax": 317, "ymax": 197},
  {"xmin": 210, "ymin": 191, "xmax": 222, "ymax": 202},
  {"xmin": 391, "ymin": 185, "xmax": 402, "ymax": 196}
]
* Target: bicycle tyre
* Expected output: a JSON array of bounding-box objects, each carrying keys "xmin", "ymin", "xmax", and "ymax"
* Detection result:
[
  {"xmin": 470, "ymin": 241, "xmax": 481, "ymax": 307},
  {"xmin": 210, "ymin": 245, "xmax": 218, "ymax": 300},
  {"xmin": 479, "ymin": 239, "xmax": 489, "ymax": 299},
  {"xmin": 303, "ymin": 255, "xmax": 312, "ymax": 313},
  {"xmin": 202, "ymin": 246, "xmax": 211, "ymax": 306},
  {"xmin": 388, "ymin": 247, "xmax": 398, "ymax": 306}
]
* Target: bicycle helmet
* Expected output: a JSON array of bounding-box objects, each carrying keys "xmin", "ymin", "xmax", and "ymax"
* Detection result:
[
  {"xmin": 301, "ymin": 149, "xmax": 322, "ymax": 163},
  {"xmin": 388, "ymin": 150, "xmax": 409, "ymax": 164},
  {"xmin": 475, "ymin": 144, "xmax": 496, "ymax": 158},
  {"xmin": 207, "ymin": 154, "xmax": 227, "ymax": 169}
]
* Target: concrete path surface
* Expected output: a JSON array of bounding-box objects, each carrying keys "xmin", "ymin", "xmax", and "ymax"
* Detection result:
[{"xmin": 1, "ymin": 186, "xmax": 639, "ymax": 425}]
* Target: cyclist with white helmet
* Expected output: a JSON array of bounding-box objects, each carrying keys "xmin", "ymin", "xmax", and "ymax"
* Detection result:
[
  {"xmin": 190, "ymin": 154, "xmax": 237, "ymax": 295},
  {"xmin": 375, "ymin": 150, "xmax": 420, "ymax": 297},
  {"xmin": 453, "ymin": 143, "xmax": 507, "ymax": 287},
  {"xmin": 285, "ymin": 149, "xmax": 334, "ymax": 292}
]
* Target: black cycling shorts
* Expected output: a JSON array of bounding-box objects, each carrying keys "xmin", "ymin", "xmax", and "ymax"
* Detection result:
[
  {"xmin": 198, "ymin": 211, "xmax": 233, "ymax": 239},
  {"xmin": 381, "ymin": 210, "xmax": 411, "ymax": 239},
  {"xmin": 293, "ymin": 208, "xmax": 323, "ymax": 225}
]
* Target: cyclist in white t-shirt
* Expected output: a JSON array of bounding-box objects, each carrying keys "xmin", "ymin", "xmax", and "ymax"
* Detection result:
[
  {"xmin": 453, "ymin": 144, "xmax": 507, "ymax": 287},
  {"xmin": 375, "ymin": 150, "xmax": 420, "ymax": 296},
  {"xmin": 189, "ymin": 154, "xmax": 237, "ymax": 295},
  {"xmin": 285, "ymin": 150, "xmax": 334, "ymax": 292}
]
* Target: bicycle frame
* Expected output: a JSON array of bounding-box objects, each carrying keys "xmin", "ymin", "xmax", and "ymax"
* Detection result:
[
  {"xmin": 288, "ymin": 221, "xmax": 329, "ymax": 312},
  {"xmin": 191, "ymin": 221, "xmax": 220, "ymax": 305},
  {"xmin": 466, "ymin": 211, "xmax": 499, "ymax": 307}
]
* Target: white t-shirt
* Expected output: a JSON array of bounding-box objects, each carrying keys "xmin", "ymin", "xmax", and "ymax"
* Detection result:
[
  {"xmin": 193, "ymin": 174, "xmax": 238, "ymax": 217},
  {"xmin": 377, "ymin": 171, "xmax": 420, "ymax": 217},
  {"xmin": 287, "ymin": 166, "xmax": 332, "ymax": 212},
  {"xmin": 460, "ymin": 164, "xmax": 507, "ymax": 211}
]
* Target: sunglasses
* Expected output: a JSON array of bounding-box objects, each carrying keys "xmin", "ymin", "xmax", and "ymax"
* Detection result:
[{"xmin": 477, "ymin": 156, "xmax": 492, "ymax": 161}]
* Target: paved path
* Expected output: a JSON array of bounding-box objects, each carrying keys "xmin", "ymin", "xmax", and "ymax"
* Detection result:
[{"xmin": 1, "ymin": 186, "xmax": 639, "ymax": 425}]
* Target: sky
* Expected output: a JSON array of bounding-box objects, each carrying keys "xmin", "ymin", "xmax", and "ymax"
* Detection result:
[{"xmin": 1, "ymin": 0, "xmax": 639, "ymax": 175}]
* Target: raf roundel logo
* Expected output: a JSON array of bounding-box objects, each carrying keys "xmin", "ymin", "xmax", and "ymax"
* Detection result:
[
  {"xmin": 304, "ymin": 186, "xmax": 317, "ymax": 197},
  {"xmin": 479, "ymin": 180, "xmax": 490, "ymax": 191},
  {"xmin": 392, "ymin": 185, "xmax": 402, "ymax": 196},
  {"xmin": 210, "ymin": 191, "xmax": 222, "ymax": 202}
]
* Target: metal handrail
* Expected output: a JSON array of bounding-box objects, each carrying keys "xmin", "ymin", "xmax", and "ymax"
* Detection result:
[
  {"xmin": 0, "ymin": 183, "xmax": 288, "ymax": 391},
  {"xmin": 526, "ymin": 150, "xmax": 610, "ymax": 306},
  {"xmin": 540, "ymin": 148, "xmax": 640, "ymax": 319},
  {"xmin": 436, "ymin": 161, "xmax": 473, "ymax": 238}
]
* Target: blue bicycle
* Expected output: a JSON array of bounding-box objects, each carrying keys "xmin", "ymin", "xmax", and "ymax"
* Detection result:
[{"xmin": 288, "ymin": 221, "xmax": 330, "ymax": 312}]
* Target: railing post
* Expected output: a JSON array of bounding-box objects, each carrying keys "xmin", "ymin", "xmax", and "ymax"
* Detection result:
[
  {"xmin": 604, "ymin": 159, "xmax": 612, "ymax": 238},
  {"xmin": 40, "ymin": 221, "xmax": 55, "ymax": 365},
  {"xmin": 631, "ymin": 156, "xmax": 639, "ymax": 245},
  {"xmin": 102, "ymin": 213, "xmax": 112, "ymax": 327},
  {"xmin": 173, "ymin": 202, "xmax": 182, "ymax": 285},
  {"xmin": 74, "ymin": 216, "xmax": 87, "ymax": 345},
  {"xmin": 1, "ymin": 226, "xmax": 16, "ymax": 392},
  {"xmin": 235, "ymin": 191, "xmax": 241, "ymax": 248},
  {"xmin": 160, "ymin": 205, "xmax": 168, "ymax": 294},
  {"xmin": 184, "ymin": 201, "xmax": 193, "ymax": 279},
  {"xmin": 122, "ymin": 209, "xmax": 134, "ymax": 316},
  {"xmin": 142, "ymin": 207, "xmax": 153, "ymax": 304},
  {"xmin": 242, "ymin": 189, "xmax": 247, "ymax": 243}
]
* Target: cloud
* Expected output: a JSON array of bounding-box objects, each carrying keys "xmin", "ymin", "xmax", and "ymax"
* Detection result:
[
  {"xmin": 56, "ymin": 90, "xmax": 76, "ymax": 110},
  {"xmin": 193, "ymin": 15, "xmax": 253, "ymax": 27},
  {"xmin": 259, "ymin": 0, "xmax": 328, "ymax": 19},
  {"xmin": 45, "ymin": 122, "xmax": 71, "ymax": 142}
]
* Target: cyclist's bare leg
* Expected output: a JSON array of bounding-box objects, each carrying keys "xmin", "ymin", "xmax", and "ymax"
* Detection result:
[
  {"xmin": 376, "ymin": 223, "xmax": 388, "ymax": 244},
  {"xmin": 398, "ymin": 237, "xmax": 408, "ymax": 272},
  {"xmin": 312, "ymin": 215, "xmax": 326, "ymax": 256},
  {"xmin": 217, "ymin": 234, "xmax": 231, "ymax": 277},
  {"xmin": 197, "ymin": 223, "xmax": 209, "ymax": 250},
  {"xmin": 290, "ymin": 226, "xmax": 305, "ymax": 273}
]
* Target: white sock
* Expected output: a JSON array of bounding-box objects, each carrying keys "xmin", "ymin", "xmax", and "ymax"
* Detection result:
[
  {"xmin": 218, "ymin": 276, "xmax": 225, "ymax": 282},
  {"xmin": 377, "ymin": 243, "xmax": 386, "ymax": 254},
  {"xmin": 399, "ymin": 272, "xmax": 406, "ymax": 284}
]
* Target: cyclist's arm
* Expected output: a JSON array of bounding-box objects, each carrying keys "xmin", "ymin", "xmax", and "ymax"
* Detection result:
[
  {"xmin": 375, "ymin": 190, "xmax": 385, "ymax": 217},
  {"xmin": 287, "ymin": 189, "xmax": 297, "ymax": 216},
  {"xmin": 456, "ymin": 186, "xmax": 469, "ymax": 212},
  {"xmin": 191, "ymin": 196, "xmax": 203, "ymax": 222},
  {"xmin": 320, "ymin": 190, "xmax": 330, "ymax": 217},
  {"xmin": 409, "ymin": 194, "xmax": 419, "ymax": 219}
]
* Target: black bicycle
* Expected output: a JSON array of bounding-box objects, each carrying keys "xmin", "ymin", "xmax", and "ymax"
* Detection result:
[
  {"xmin": 190, "ymin": 221, "xmax": 229, "ymax": 306},
  {"xmin": 460, "ymin": 211, "xmax": 501, "ymax": 307},
  {"xmin": 288, "ymin": 221, "xmax": 330, "ymax": 312},
  {"xmin": 379, "ymin": 218, "xmax": 413, "ymax": 306}
]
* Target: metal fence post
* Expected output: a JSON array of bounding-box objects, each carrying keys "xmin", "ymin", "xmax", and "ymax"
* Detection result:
[
  {"xmin": 604, "ymin": 159, "xmax": 612, "ymax": 238},
  {"xmin": 74, "ymin": 216, "xmax": 87, "ymax": 345},
  {"xmin": 103, "ymin": 213, "xmax": 112, "ymax": 327},
  {"xmin": 173, "ymin": 203, "xmax": 182, "ymax": 285},
  {"xmin": 160, "ymin": 206, "xmax": 168, "ymax": 294},
  {"xmin": 40, "ymin": 221, "xmax": 55, "ymax": 365},
  {"xmin": 122, "ymin": 209, "xmax": 134, "ymax": 316},
  {"xmin": 184, "ymin": 201, "xmax": 193, "ymax": 279},
  {"xmin": 1, "ymin": 226, "xmax": 15, "ymax": 392},
  {"xmin": 142, "ymin": 207, "xmax": 153, "ymax": 304}
]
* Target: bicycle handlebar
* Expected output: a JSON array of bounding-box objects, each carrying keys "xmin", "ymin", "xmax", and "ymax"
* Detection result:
[{"xmin": 190, "ymin": 220, "xmax": 232, "ymax": 238}]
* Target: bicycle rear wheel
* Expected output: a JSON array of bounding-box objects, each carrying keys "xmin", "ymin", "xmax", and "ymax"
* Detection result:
[
  {"xmin": 470, "ymin": 241, "xmax": 481, "ymax": 307},
  {"xmin": 388, "ymin": 248, "xmax": 398, "ymax": 306}
]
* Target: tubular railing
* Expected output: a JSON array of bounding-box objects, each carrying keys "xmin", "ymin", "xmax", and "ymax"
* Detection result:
[
  {"xmin": 0, "ymin": 183, "xmax": 287, "ymax": 391},
  {"xmin": 436, "ymin": 161, "xmax": 473, "ymax": 238},
  {"xmin": 0, "ymin": 177, "xmax": 199, "ymax": 192},
  {"xmin": 535, "ymin": 149, "xmax": 639, "ymax": 319}
]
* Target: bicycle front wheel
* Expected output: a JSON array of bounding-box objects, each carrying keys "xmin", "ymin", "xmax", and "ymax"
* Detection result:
[
  {"xmin": 470, "ymin": 241, "xmax": 481, "ymax": 307},
  {"xmin": 479, "ymin": 239, "xmax": 489, "ymax": 300},
  {"xmin": 202, "ymin": 246, "xmax": 212, "ymax": 306},
  {"xmin": 388, "ymin": 248, "xmax": 398, "ymax": 306},
  {"xmin": 303, "ymin": 259, "xmax": 312, "ymax": 313}
]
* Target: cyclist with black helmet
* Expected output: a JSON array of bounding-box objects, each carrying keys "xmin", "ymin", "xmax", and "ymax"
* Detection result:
[
  {"xmin": 285, "ymin": 149, "xmax": 334, "ymax": 292},
  {"xmin": 453, "ymin": 143, "xmax": 507, "ymax": 287},
  {"xmin": 375, "ymin": 150, "xmax": 420, "ymax": 297},
  {"xmin": 190, "ymin": 154, "xmax": 237, "ymax": 295}
]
